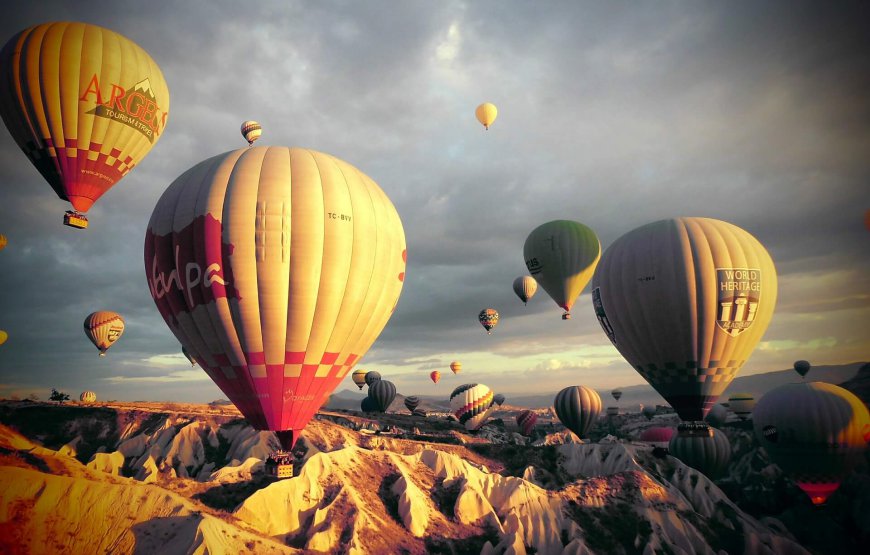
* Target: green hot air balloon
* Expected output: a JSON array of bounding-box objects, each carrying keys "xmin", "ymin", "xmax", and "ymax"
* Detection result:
[
  {"xmin": 591, "ymin": 218, "xmax": 778, "ymax": 422},
  {"xmin": 524, "ymin": 220, "xmax": 600, "ymax": 320},
  {"xmin": 554, "ymin": 385, "xmax": 602, "ymax": 440},
  {"xmin": 793, "ymin": 360, "xmax": 811, "ymax": 378},
  {"xmin": 669, "ymin": 423, "xmax": 732, "ymax": 479},
  {"xmin": 753, "ymin": 382, "xmax": 870, "ymax": 506},
  {"xmin": 368, "ymin": 380, "xmax": 396, "ymax": 413}
]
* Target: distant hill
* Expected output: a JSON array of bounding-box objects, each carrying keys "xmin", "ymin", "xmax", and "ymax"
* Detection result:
[{"xmin": 839, "ymin": 363, "xmax": 870, "ymax": 404}]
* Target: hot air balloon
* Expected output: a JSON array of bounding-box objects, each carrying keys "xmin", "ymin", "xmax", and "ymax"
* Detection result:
[
  {"xmin": 368, "ymin": 380, "xmax": 397, "ymax": 413},
  {"xmin": 669, "ymin": 423, "xmax": 732, "ymax": 479},
  {"xmin": 494, "ymin": 393, "xmax": 505, "ymax": 406},
  {"xmin": 450, "ymin": 383, "xmax": 495, "ymax": 431},
  {"xmin": 241, "ymin": 120, "xmax": 262, "ymax": 146},
  {"xmin": 182, "ymin": 346, "xmax": 196, "ymax": 366},
  {"xmin": 553, "ymin": 385, "xmax": 602, "ymax": 440},
  {"xmin": 611, "ymin": 389, "xmax": 622, "ymax": 402},
  {"xmin": 0, "ymin": 22, "xmax": 170, "ymax": 229},
  {"xmin": 361, "ymin": 396, "xmax": 376, "ymax": 413},
  {"xmin": 478, "ymin": 308, "xmax": 499, "ymax": 334},
  {"xmin": 793, "ymin": 360, "xmax": 811, "ymax": 378},
  {"xmin": 704, "ymin": 404, "xmax": 728, "ymax": 428},
  {"xmin": 351, "ymin": 369, "xmax": 368, "ymax": 390},
  {"xmin": 642, "ymin": 405, "xmax": 657, "ymax": 420},
  {"xmin": 0, "ymin": 330, "xmax": 7, "ymax": 346},
  {"xmin": 450, "ymin": 361, "xmax": 462, "ymax": 375},
  {"xmin": 512, "ymin": 276, "xmax": 537, "ymax": 305},
  {"xmin": 144, "ymin": 146, "xmax": 406, "ymax": 451},
  {"xmin": 728, "ymin": 393, "xmax": 756, "ymax": 420},
  {"xmin": 475, "ymin": 102, "xmax": 497, "ymax": 130},
  {"xmin": 591, "ymin": 217, "xmax": 777, "ymax": 422},
  {"xmin": 0, "ymin": 234, "xmax": 6, "ymax": 251},
  {"xmin": 753, "ymin": 382, "xmax": 870, "ymax": 506},
  {"xmin": 430, "ymin": 370, "xmax": 441, "ymax": 384},
  {"xmin": 412, "ymin": 407, "xmax": 427, "ymax": 418},
  {"xmin": 79, "ymin": 391, "xmax": 96, "ymax": 403},
  {"xmin": 639, "ymin": 427, "xmax": 675, "ymax": 449},
  {"xmin": 365, "ymin": 371, "xmax": 382, "ymax": 387},
  {"xmin": 83, "ymin": 311, "xmax": 125, "ymax": 356},
  {"xmin": 524, "ymin": 220, "xmax": 601, "ymax": 320},
  {"xmin": 516, "ymin": 410, "xmax": 538, "ymax": 436},
  {"xmin": 404, "ymin": 395, "xmax": 420, "ymax": 413}
]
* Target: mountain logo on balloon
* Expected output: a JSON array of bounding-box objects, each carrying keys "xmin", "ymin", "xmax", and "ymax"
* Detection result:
[
  {"xmin": 592, "ymin": 288, "xmax": 617, "ymax": 345},
  {"xmin": 84, "ymin": 75, "xmax": 167, "ymax": 143},
  {"xmin": 716, "ymin": 268, "xmax": 762, "ymax": 336}
]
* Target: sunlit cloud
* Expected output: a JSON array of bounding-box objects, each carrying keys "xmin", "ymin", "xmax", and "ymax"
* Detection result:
[{"xmin": 104, "ymin": 369, "xmax": 209, "ymax": 384}]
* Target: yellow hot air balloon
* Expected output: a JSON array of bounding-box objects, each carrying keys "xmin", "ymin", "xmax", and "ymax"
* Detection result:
[
  {"xmin": 0, "ymin": 330, "xmax": 7, "ymax": 345},
  {"xmin": 475, "ymin": 102, "xmax": 497, "ymax": 130},
  {"xmin": 145, "ymin": 146, "xmax": 406, "ymax": 451},
  {"xmin": 83, "ymin": 311, "xmax": 125, "ymax": 356},
  {"xmin": 352, "ymin": 369, "xmax": 368, "ymax": 390},
  {"xmin": 524, "ymin": 220, "xmax": 601, "ymax": 319},
  {"xmin": 0, "ymin": 234, "xmax": 7, "ymax": 251},
  {"xmin": 591, "ymin": 217, "xmax": 777, "ymax": 422},
  {"xmin": 0, "ymin": 22, "xmax": 170, "ymax": 229},
  {"xmin": 450, "ymin": 361, "xmax": 462, "ymax": 374},
  {"xmin": 241, "ymin": 120, "xmax": 262, "ymax": 146}
]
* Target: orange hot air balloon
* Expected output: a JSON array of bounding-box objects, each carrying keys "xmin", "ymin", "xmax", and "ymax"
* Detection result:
[
  {"xmin": 430, "ymin": 370, "xmax": 441, "ymax": 384},
  {"xmin": 475, "ymin": 102, "xmax": 497, "ymax": 130},
  {"xmin": 145, "ymin": 146, "xmax": 406, "ymax": 451},
  {"xmin": 0, "ymin": 22, "xmax": 170, "ymax": 228},
  {"xmin": 83, "ymin": 311, "xmax": 125, "ymax": 356},
  {"xmin": 450, "ymin": 361, "xmax": 462, "ymax": 374},
  {"xmin": 0, "ymin": 234, "xmax": 7, "ymax": 251}
]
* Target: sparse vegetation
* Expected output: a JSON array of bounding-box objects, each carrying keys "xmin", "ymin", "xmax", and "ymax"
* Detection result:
[{"xmin": 49, "ymin": 389, "xmax": 70, "ymax": 404}]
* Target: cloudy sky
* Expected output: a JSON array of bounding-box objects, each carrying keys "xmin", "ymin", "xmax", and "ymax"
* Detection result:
[{"xmin": 0, "ymin": 1, "xmax": 867, "ymax": 404}]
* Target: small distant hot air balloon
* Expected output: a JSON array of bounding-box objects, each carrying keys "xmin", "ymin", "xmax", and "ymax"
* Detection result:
[
  {"xmin": 704, "ymin": 404, "xmax": 728, "ymax": 428},
  {"xmin": 611, "ymin": 389, "xmax": 622, "ymax": 402},
  {"xmin": 430, "ymin": 370, "xmax": 441, "ymax": 384},
  {"xmin": 475, "ymin": 102, "xmax": 497, "ymax": 130},
  {"xmin": 450, "ymin": 361, "xmax": 462, "ymax": 375},
  {"xmin": 516, "ymin": 410, "xmax": 538, "ymax": 436},
  {"xmin": 0, "ymin": 234, "xmax": 7, "ymax": 251},
  {"xmin": 365, "ymin": 371, "xmax": 382, "ymax": 387},
  {"xmin": 368, "ymin": 380, "xmax": 396, "ymax": 413},
  {"xmin": 412, "ymin": 407, "xmax": 427, "ymax": 418},
  {"xmin": 0, "ymin": 330, "xmax": 7, "ymax": 346},
  {"xmin": 450, "ymin": 383, "xmax": 495, "ymax": 431},
  {"xmin": 669, "ymin": 422, "xmax": 732, "ymax": 479},
  {"xmin": 494, "ymin": 393, "xmax": 505, "ymax": 406},
  {"xmin": 79, "ymin": 391, "xmax": 96, "ymax": 403},
  {"xmin": 0, "ymin": 22, "xmax": 170, "ymax": 229},
  {"xmin": 182, "ymin": 346, "xmax": 196, "ymax": 366},
  {"xmin": 241, "ymin": 120, "xmax": 262, "ymax": 146},
  {"xmin": 728, "ymin": 393, "xmax": 756, "ymax": 420},
  {"xmin": 361, "ymin": 396, "xmax": 376, "ymax": 413},
  {"xmin": 512, "ymin": 276, "xmax": 538, "ymax": 305},
  {"xmin": 525, "ymin": 220, "xmax": 601, "ymax": 320},
  {"xmin": 554, "ymin": 385, "xmax": 602, "ymax": 440},
  {"xmin": 352, "ymin": 369, "xmax": 368, "ymax": 390},
  {"xmin": 642, "ymin": 405, "xmax": 657, "ymax": 421},
  {"xmin": 640, "ymin": 427, "xmax": 675, "ymax": 449},
  {"xmin": 83, "ymin": 311, "xmax": 125, "ymax": 356},
  {"xmin": 793, "ymin": 360, "xmax": 811, "ymax": 378},
  {"xmin": 404, "ymin": 395, "xmax": 420, "ymax": 413},
  {"xmin": 591, "ymin": 217, "xmax": 777, "ymax": 422},
  {"xmin": 754, "ymin": 381, "xmax": 870, "ymax": 506},
  {"xmin": 478, "ymin": 309, "xmax": 499, "ymax": 334}
]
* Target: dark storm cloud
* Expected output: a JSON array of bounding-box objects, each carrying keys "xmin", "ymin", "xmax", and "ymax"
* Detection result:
[{"xmin": 1, "ymin": 1, "xmax": 868, "ymax": 402}]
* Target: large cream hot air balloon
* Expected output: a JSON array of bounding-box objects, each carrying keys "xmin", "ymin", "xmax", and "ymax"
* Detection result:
[
  {"xmin": 475, "ymin": 102, "xmax": 497, "ymax": 130},
  {"xmin": 591, "ymin": 217, "xmax": 777, "ymax": 422},
  {"xmin": 145, "ymin": 146, "xmax": 406, "ymax": 451},
  {"xmin": 450, "ymin": 383, "xmax": 495, "ymax": 431},
  {"xmin": 0, "ymin": 22, "xmax": 170, "ymax": 229},
  {"xmin": 241, "ymin": 120, "xmax": 262, "ymax": 146},
  {"xmin": 83, "ymin": 311, "xmax": 125, "ymax": 356},
  {"xmin": 524, "ymin": 220, "xmax": 601, "ymax": 319}
]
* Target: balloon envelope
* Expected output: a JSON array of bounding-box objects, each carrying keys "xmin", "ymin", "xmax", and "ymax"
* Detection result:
[
  {"xmin": 642, "ymin": 406, "xmax": 657, "ymax": 420},
  {"xmin": 360, "ymin": 396, "xmax": 376, "ymax": 413},
  {"xmin": 640, "ymin": 426, "xmax": 675, "ymax": 447},
  {"xmin": 591, "ymin": 217, "xmax": 777, "ymax": 421},
  {"xmin": 494, "ymin": 393, "xmax": 505, "ymax": 406},
  {"xmin": 79, "ymin": 391, "xmax": 96, "ymax": 403},
  {"xmin": 611, "ymin": 389, "xmax": 622, "ymax": 402},
  {"xmin": 182, "ymin": 346, "xmax": 196, "ymax": 366},
  {"xmin": 365, "ymin": 371, "xmax": 382, "ymax": 386},
  {"xmin": 554, "ymin": 385, "xmax": 602, "ymax": 439},
  {"xmin": 704, "ymin": 404, "xmax": 728, "ymax": 428},
  {"xmin": 478, "ymin": 309, "xmax": 499, "ymax": 334},
  {"xmin": 475, "ymin": 102, "xmax": 497, "ymax": 130},
  {"xmin": 0, "ymin": 22, "xmax": 170, "ymax": 215},
  {"xmin": 450, "ymin": 361, "xmax": 462, "ymax": 374},
  {"xmin": 516, "ymin": 410, "xmax": 538, "ymax": 436},
  {"xmin": 430, "ymin": 370, "xmax": 441, "ymax": 384},
  {"xmin": 793, "ymin": 360, "xmax": 811, "ymax": 378},
  {"xmin": 412, "ymin": 407, "xmax": 427, "ymax": 418},
  {"xmin": 512, "ymin": 276, "xmax": 538, "ymax": 305},
  {"xmin": 669, "ymin": 423, "xmax": 732, "ymax": 479},
  {"xmin": 0, "ymin": 330, "xmax": 7, "ymax": 346},
  {"xmin": 524, "ymin": 220, "xmax": 600, "ymax": 319},
  {"xmin": 0, "ymin": 234, "xmax": 6, "ymax": 251},
  {"xmin": 83, "ymin": 311, "xmax": 125, "ymax": 356},
  {"xmin": 144, "ymin": 147, "xmax": 406, "ymax": 450},
  {"xmin": 404, "ymin": 395, "xmax": 420, "ymax": 412},
  {"xmin": 450, "ymin": 383, "xmax": 495, "ymax": 431},
  {"xmin": 241, "ymin": 120, "xmax": 262, "ymax": 146},
  {"xmin": 753, "ymin": 382, "xmax": 870, "ymax": 506},
  {"xmin": 368, "ymin": 380, "xmax": 397, "ymax": 413},
  {"xmin": 352, "ymin": 369, "xmax": 368, "ymax": 390}
]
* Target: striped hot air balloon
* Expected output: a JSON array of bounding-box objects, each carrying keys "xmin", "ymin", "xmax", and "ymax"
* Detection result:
[
  {"xmin": 404, "ymin": 395, "xmax": 420, "ymax": 413},
  {"xmin": 478, "ymin": 309, "xmax": 499, "ymax": 334},
  {"xmin": 79, "ymin": 391, "xmax": 96, "ymax": 403},
  {"xmin": 591, "ymin": 218, "xmax": 777, "ymax": 422},
  {"xmin": 365, "ymin": 371, "xmax": 382, "ymax": 386},
  {"xmin": 512, "ymin": 276, "xmax": 537, "ymax": 305},
  {"xmin": 0, "ymin": 22, "xmax": 170, "ymax": 227},
  {"xmin": 241, "ymin": 120, "xmax": 262, "ymax": 146},
  {"xmin": 553, "ymin": 385, "xmax": 601, "ymax": 440},
  {"xmin": 516, "ymin": 410, "xmax": 538, "ymax": 436},
  {"xmin": 412, "ymin": 407, "xmax": 427, "ymax": 418},
  {"xmin": 450, "ymin": 383, "xmax": 495, "ymax": 431},
  {"xmin": 83, "ymin": 311, "xmax": 125, "ymax": 356},
  {"xmin": 450, "ymin": 361, "xmax": 461, "ymax": 375},
  {"xmin": 639, "ymin": 426, "xmax": 675, "ymax": 449},
  {"xmin": 352, "ymin": 369, "xmax": 368, "ymax": 390},
  {"xmin": 144, "ymin": 146, "xmax": 406, "ymax": 451},
  {"xmin": 368, "ymin": 380, "xmax": 396, "ymax": 413},
  {"xmin": 669, "ymin": 423, "xmax": 732, "ymax": 479}
]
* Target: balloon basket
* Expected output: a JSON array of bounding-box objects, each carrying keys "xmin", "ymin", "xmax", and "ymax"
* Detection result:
[
  {"xmin": 265, "ymin": 450, "xmax": 294, "ymax": 479},
  {"xmin": 562, "ymin": 312, "xmax": 572, "ymax": 320},
  {"xmin": 63, "ymin": 211, "xmax": 89, "ymax": 229},
  {"xmin": 677, "ymin": 421, "xmax": 713, "ymax": 438}
]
